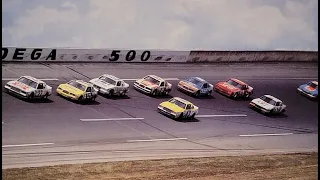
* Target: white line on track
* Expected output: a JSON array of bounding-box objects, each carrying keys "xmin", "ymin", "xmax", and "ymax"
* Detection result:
[
  {"xmin": 127, "ymin": 138, "xmax": 188, "ymax": 142},
  {"xmin": 2, "ymin": 78, "xmax": 59, "ymax": 81},
  {"xmin": 239, "ymin": 133, "xmax": 294, "ymax": 137},
  {"xmin": 196, "ymin": 114, "xmax": 247, "ymax": 118},
  {"xmin": 2, "ymin": 143, "xmax": 54, "ymax": 148},
  {"xmin": 80, "ymin": 117, "xmax": 145, "ymax": 122},
  {"xmin": 122, "ymin": 78, "xmax": 180, "ymax": 81}
]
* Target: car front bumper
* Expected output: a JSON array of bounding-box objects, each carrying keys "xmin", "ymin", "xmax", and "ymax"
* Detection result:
[
  {"xmin": 249, "ymin": 102, "xmax": 271, "ymax": 114},
  {"xmin": 157, "ymin": 106, "xmax": 179, "ymax": 119},
  {"xmin": 134, "ymin": 83, "xmax": 152, "ymax": 94},
  {"xmin": 56, "ymin": 88, "xmax": 78, "ymax": 100},
  {"xmin": 177, "ymin": 84, "xmax": 197, "ymax": 94},
  {"xmin": 4, "ymin": 85, "xmax": 28, "ymax": 98}
]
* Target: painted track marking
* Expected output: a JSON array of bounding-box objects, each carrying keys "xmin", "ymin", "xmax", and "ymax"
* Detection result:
[
  {"xmin": 239, "ymin": 133, "xmax": 294, "ymax": 137},
  {"xmin": 127, "ymin": 138, "xmax": 187, "ymax": 142},
  {"xmin": 2, "ymin": 78, "xmax": 59, "ymax": 81},
  {"xmin": 2, "ymin": 143, "xmax": 54, "ymax": 148},
  {"xmin": 196, "ymin": 114, "xmax": 247, "ymax": 118},
  {"xmin": 80, "ymin": 118, "xmax": 145, "ymax": 122}
]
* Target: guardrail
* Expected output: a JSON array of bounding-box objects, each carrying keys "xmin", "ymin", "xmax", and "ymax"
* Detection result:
[{"xmin": 2, "ymin": 47, "xmax": 318, "ymax": 63}]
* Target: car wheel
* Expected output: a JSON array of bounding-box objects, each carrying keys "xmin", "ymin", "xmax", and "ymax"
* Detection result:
[
  {"xmin": 177, "ymin": 113, "xmax": 183, "ymax": 121},
  {"xmin": 207, "ymin": 90, "xmax": 212, "ymax": 96},
  {"xmin": 232, "ymin": 92, "xmax": 238, "ymax": 99},
  {"xmin": 78, "ymin": 95, "xmax": 83, "ymax": 103},
  {"xmin": 109, "ymin": 90, "xmax": 114, "ymax": 96},
  {"xmin": 152, "ymin": 90, "xmax": 157, "ymax": 96},
  {"xmin": 195, "ymin": 91, "xmax": 200, "ymax": 97},
  {"xmin": 190, "ymin": 113, "xmax": 196, "ymax": 119},
  {"xmin": 43, "ymin": 93, "xmax": 49, "ymax": 99},
  {"xmin": 28, "ymin": 92, "xmax": 35, "ymax": 100},
  {"xmin": 245, "ymin": 93, "xmax": 250, "ymax": 98}
]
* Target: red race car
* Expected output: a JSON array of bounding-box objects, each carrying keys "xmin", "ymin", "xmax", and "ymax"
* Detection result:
[{"xmin": 214, "ymin": 78, "xmax": 253, "ymax": 99}]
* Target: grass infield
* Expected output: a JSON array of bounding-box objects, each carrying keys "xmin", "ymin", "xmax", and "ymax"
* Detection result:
[{"xmin": 2, "ymin": 152, "xmax": 318, "ymax": 180}]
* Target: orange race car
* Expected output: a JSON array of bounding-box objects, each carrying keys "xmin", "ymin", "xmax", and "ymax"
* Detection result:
[{"xmin": 214, "ymin": 78, "xmax": 253, "ymax": 99}]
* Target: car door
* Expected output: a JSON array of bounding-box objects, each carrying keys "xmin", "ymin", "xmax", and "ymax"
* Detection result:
[
  {"xmin": 184, "ymin": 104, "xmax": 192, "ymax": 118},
  {"xmin": 35, "ymin": 83, "xmax": 45, "ymax": 97},
  {"xmin": 115, "ymin": 81, "xmax": 121, "ymax": 93},
  {"xmin": 201, "ymin": 83, "xmax": 209, "ymax": 94},
  {"xmin": 159, "ymin": 81, "xmax": 165, "ymax": 93},
  {"xmin": 274, "ymin": 102, "xmax": 281, "ymax": 112},
  {"xmin": 85, "ymin": 87, "xmax": 93, "ymax": 99}
]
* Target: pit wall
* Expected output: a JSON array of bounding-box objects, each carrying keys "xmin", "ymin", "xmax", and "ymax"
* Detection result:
[{"xmin": 2, "ymin": 47, "xmax": 318, "ymax": 63}]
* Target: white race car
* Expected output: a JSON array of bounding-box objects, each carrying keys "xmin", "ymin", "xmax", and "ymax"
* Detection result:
[
  {"xmin": 89, "ymin": 74, "xmax": 129, "ymax": 96},
  {"xmin": 249, "ymin": 95, "xmax": 286, "ymax": 115},
  {"xmin": 4, "ymin": 76, "xmax": 52, "ymax": 100}
]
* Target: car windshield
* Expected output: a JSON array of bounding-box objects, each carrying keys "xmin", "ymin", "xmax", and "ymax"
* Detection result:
[
  {"xmin": 188, "ymin": 78, "xmax": 203, "ymax": 86},
  {"xmin": 144, "ymin": 76, "xmax": 160, "ymax": 85},
  {"xmin": 67, "ymin": 81, "xmax": 86, "ymax": 91},
  {"xmin": 169, "ymin": 98, "xmax": 187, "ymax": 109},
  {"xmin": 99, "ymin": 76, "xmax": 116, "ymax": 85},
  {"xmin": 226, "ymin": 79, "xmax": 241, "ymax": 88},
  {"xmin": 308, "ymin": 82, "xmax": 318, "ymax": 89},
  {"xmin": 260, "ymin": 96, "xmax": 276, "ymax": 106},
  {"xmin": 17, "ymin": 77, "xmax": 38, "ymax": 89}
]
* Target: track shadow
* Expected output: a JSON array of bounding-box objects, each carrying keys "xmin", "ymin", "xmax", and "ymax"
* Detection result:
[
  {"xmin": 266, "ymin": 113, "xmax": 289, "ymax": 119},
  {"xmin": 179, "ymin": 118, "xmax": 200, "ymax": 123},
  {"xmin": 79, "ymin": 100, "xmax": 101, "ymax": 105}
]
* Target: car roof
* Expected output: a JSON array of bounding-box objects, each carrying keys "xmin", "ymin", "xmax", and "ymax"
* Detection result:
[
  {"xmin": 145, "ymin": 75, "xmax": 164, "ymax": 81},
  {"xmin": 101, "ymin": 74, "xmax": 121, "ymax": 81},
  {"xmin": 75, "ymin": 80, "xmax": 92, "ymax": 87},
  {"xmin": 263, "ymin": 94, "xmax": 282, "ymax": 102},
  {"xmin": 21, "ymin": 76, "xmax": 44, "ymax": 84},
  {"xmin": 230, "ymin": 78, "xmax": 247, "ymax": 85},
  {"xmin": 188, "ymin": 77, "xmax": 206, "ymax": 83},
  {"xmin": 172, "ymin": 97, "xmax": 192, "ymax": 105}
]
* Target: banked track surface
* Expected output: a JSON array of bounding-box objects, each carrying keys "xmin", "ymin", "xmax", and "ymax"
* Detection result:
[{"xmin": 2, "ymin": 62, "xmax": 318, "ymax": 169}]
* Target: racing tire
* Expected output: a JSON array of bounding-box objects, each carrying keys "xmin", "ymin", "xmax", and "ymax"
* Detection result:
[
  {"xmin": 28, "ymin": 92, "xmax": 35, "ymax": 100},
  {"xmin": 78, "ymin": 96, "xmax": 84, "ymax": 103},
  {"xmin": 207, "ymin": 90, "xmax": 212, "ymax": 96},
  {"xmin": 177, "ymin": 113, "xmax": 183, "ymax": 121},
  {"xmin": 195, "ymin": 91, "xmax": 200, "ymax": 97},
  {"xmin": 152, "ymin": 90, "xmax": 158, "ymax": 96},
  {"xmin": 232, "ymin": 92, "xmax": 238, "ymax": 99},
  {"xmin": 190, "ymin": 113, "xmax": 196, "ymax": 119},
  {"xmin": 43, "ymin": 93, "xmax": 49, "ymax": 99},
  {"xmin": 245, "ymin": 93, "xmax": 250, "ymax": 98},
  {"xmin": 109, "ymin": 90, "xmax": 114, "ymax": 96}
]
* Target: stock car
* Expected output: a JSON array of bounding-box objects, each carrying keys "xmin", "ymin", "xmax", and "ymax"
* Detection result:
[
  {"xmin": 249, "ymin": 95, "xmax": 286, "ymax": 115},
  {"xmin": 4, "ymin": 76, "xmax": 52, "ymax": 100},
  {"xmin": 89, "ymin": 74, "xmax": 130, "ymax": 96},
  {"xmin": 158, "ymin": 97, "xmax": 199, "ymax": 120},
  {"xmin": 56, "ymin": 80, "xmax": 98, "ymax": 102},
  {"xmin": 297, "ymin": 81, "xmax": 318, "ymax": 99},
  {"xmin": 214, "ymin": 78, "xmax": 253, "ymax": 99},
  {"xmin": 177, "ymin": 77, "xmax": 213, "ymax": 97},
  {"xmin": 134, "ymin": 75, "xmax": 172, "ymax": 96}
]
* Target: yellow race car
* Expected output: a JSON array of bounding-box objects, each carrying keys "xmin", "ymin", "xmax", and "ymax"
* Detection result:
[
  {"xmin": 56, "ymin": 80, "xmax": 98, "ymax": 102},
  {"xmin": 158, "ymin": 97, "xmax": 199, "ymax": 120}
]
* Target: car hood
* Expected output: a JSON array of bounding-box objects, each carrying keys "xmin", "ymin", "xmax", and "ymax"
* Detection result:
[
  {"xmin": 159, "ymin": 101, "xmax": 185, "ymax": 113},
  {"xmin": 251, "ymin": 98, "xmax": 274, "ymax": 110},
  {"xmin": 90, "ymin": 79, "xmax": 115, "ymax": 89},
  {"xmin": 59, "ymin": 84, "xmax": 84, "ymax": 95},
  {"xmin": 179, "ymin": 81, "xmax": 199, "ymax": 91},
  {"xmin": 7, "ymin": 81, "xmax": 35, "ymax": 92},
  {"xmin": 300, "ymin": 84, "xmax": 318, "ymax": 94},
  {"xmin": 217, "ymin": 82, "xmax": 240, "ymax": 92},
  {"xmin": 136, "ymin": 79, "xmax": 158, "ymax": 88}
]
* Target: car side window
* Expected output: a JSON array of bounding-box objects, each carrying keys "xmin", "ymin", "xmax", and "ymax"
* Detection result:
[
  {"xmin": 37, "ymin": 83, "xmax": 44, "ymax": 89},
  {"xmin": 160, "ymin": 82, "xmax": 164, "ymax": 86},
  {"xmin": 186, "ymin": 104, "xmax": 191, "ymax": 109},
  {"xmin": 203, "ymin": 83, "xmax": 208, "ymax": 88},
  {"xmin": 276, "ymin": 102, "xmax": 280, "ymax": 106},
  {"xmin": 86, "ymin": 87, "xmax": 91, "ymax": 92},
  {"xmin": 117, "ymin": 81, "xmax": 121, "ymax": 86}
]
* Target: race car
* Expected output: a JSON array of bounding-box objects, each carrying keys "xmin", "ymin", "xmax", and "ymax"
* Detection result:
[
  {"xmin": 158, "ymin": 97, "xmax": 199, "ymax": 120},
  {"xmin": 56, "ymin": 80, "xmax": 98, "ymax": 102},
  {"xmin": 177, "ymin": 77, "xmax": 213, "ymax": 97},
  {"xmin": 89, "ymin": 74, "xmax": 129, "ymax": 96},
  {"xmin": 249, "ymin": 95, "xmax": 286, "ymax": 115},
  {"xmin": 214, "ymin": 78, "xmax": 253, "ymax": 99},
  {"xmin": 297, "ymin": 81, "xmax": 318, "ymax": 99},
  {"xmin": 4, "ymin": 76, "xmax": 52, "ymax": 100},
  {"xmin": 134, "ymin": 75, "xmax": 172, "ymax": 96}
]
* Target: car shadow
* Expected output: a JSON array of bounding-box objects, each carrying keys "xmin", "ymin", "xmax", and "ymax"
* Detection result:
[
  {"xmin": 79, "ymin": 100, "xmax": 101, "ymax": 105},
  {"xmin": 266, "ymin": 113, "xmax": 289, "ymax": 119},
  {"xmin": 100, "ymin": 94, "xmax": 131, "ymax": 100},
  {"xmin": 179, "ymin": 118, "xmax": 200, "ymax": 123}
]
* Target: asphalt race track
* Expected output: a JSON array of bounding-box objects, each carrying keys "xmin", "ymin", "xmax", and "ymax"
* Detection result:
[{"xmin": 2, "ymin": 62, "xmax": 318, "ymax": 169}]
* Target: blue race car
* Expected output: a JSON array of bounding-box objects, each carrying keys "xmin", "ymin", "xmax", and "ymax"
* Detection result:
[
  {"xmin": 297, "ymin": 81, "xmax": 318, "ymax": 99},
  {"xmin": 177, "ymin": 77, "xmax": 213, "ymax": 97}
]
